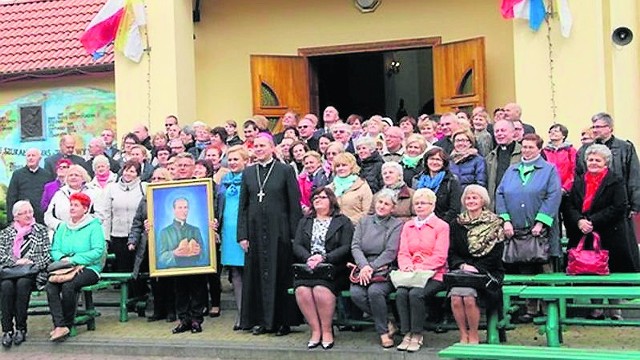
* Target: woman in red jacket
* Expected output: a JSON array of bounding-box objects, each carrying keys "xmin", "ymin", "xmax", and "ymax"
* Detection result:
[{"xmin": 543, "ymin": 124, "xmax": 577, "ymax": 194}]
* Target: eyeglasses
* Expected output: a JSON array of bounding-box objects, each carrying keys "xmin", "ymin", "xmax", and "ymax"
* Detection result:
[
  {"xmin": 454, "ymin": 138, "xmax": 470, "ymax": 143},
  {"xmin": 313, "ymin": 195, "xmax": 329, "ymax": 201},
  {"xmin": 591, "ymin": 124, "xmax": 609, "ymax": 129},
  {"xmin": 16, "ymin": 210, "xmax": 34, "ymax": 216},
  {"xmin": 151, "ymin": 176, "xmax": 167, "ymax": 181},
  {"xmin": 124, "ymin": 141, "xmax": 137, "ymax": 145},
  {"xmin": 298, "ymin": 125, "xmax": 310, "ymax": 129},
  {"xmin": 57, "ymin": 165, "xmax": 69, "ymax": 169},
  {"xmin": 414, "ymin": 201, "xmax": 434, "ymax": 206}
]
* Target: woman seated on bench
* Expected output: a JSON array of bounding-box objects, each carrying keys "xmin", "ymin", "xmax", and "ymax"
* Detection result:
[
  {"xmin": 350, "ymin": 189, "xmax": 403, "ymax": 348},
  {"xmin": 395, "ymin": 188, "xmax": 450, "ymax": 353},
  {"xmin": 448, "ymin": 185, "xmax": 505, "ymax": 344},
  {"xmin": 0, "ymin": 201, "xmax": 51, "ymax": 348},
  {"xmin": 293, "ymin": 187, "xmax": 353, "ymax": 350},
  {"xmin": 47, "ymin": 193, "xmax": 106, "ymax": 342}
]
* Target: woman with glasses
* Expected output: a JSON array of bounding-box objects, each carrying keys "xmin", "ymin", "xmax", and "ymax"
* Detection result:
[
  {"xmin": 395, "ymin": 188, "xmax": 449, "ymax": 352},
  {"xmin": 323, "ymin": 141, "xmax": 345, "ymax": 182},
  {"xmin": 114, "ymin": 133, "xmax": 140, "ymax": 168},
  {"xmin": 293, "ymin": 187, "xmax": 353, "ymax": 350},
  {"xmin": 128, "ymin": 168, "xmax": 176, "ymax": 322},
  {"xmin": 449, "ymin": 130, "xmax": 487, "ymax": 191},
  {"xmin": 413, "ymin": 147, "xmax": 462, "ymax": 224},
  {"xmin": 0, "ymin": 201, "xmax": 51, "ymax": 348},
  {"xmin": 41, "ymin": 159, "xmax": 72, "ymax": 213}
]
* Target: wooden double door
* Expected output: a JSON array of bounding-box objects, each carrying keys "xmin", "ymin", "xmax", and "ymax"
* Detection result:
[{"xmin": 251, "ymin": 37, "xmax": 485, "ymax": 129}]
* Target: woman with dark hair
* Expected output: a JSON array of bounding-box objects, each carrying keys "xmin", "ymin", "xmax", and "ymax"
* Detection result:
[
  {"xmin": 449, "ymin": 129, "xmax": 487, "ymax": 190},
  {"xmin": 318, "ymin": 133, "xmax": 334, "ymax": 158},
  {"xmin": 289, "ymin": 141, "xmax": 310, "ymax": 177},
  {"xmin": 194, "ymin": 159, "xmax": 214, "ymax": 179},
  {"xmin": 298, "ymin": 151, "xmax": 330, "ymax": 215},
  {"xmin": 41, "ymin": 159, "xmax": 72, "ymax": 212},
  {"xmin": 496, "ymin": 133, "xmax": 562, "ymax": 323},
  {"xmin": 283, "ymin": 126, "xmax": 300, "ymax": 142},
  {"xmin": 293, "ymin": 187, "xmax": 353, "ymax": 350},
  {"xmin": 47, "ymin": 193, "xmax": 106, "ymax": 342},
  {"xmin": 128, "ymin": 168, "xmax": 176, "ymax": 323},
  {"xmin": 413, "ymin": 147, "xmax": 462, "ymax": 224},
  {"xmin": 399, "ymin": 116, "xmax": 417, "ymax": 139},
  {"xmin": 114, "ymin": 132, "xmax": 141, "ymax": 167},
  {"xmin": 543, "ymin": 124, "xmax": 576, "ymax": 195},
  {"xmin": 203, "ymin": 146, "xmax": 230, "ymax": 184}
]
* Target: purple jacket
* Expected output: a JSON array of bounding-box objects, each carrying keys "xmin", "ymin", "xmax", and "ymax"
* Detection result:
[{"xmin": 40, "ymin": 179, "xmax": 62, "ymax": 212}]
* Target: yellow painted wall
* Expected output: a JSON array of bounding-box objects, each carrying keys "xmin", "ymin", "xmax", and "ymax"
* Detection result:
[
  {"xmin": 193, "ymin": 0, "xmax": 516, "ymax": 125},
  {"xmin": 512, "ymin": 0, "xmax": 640, "ymax": 145},
  {"xmin": 0, "ymin": 73, "xmax": 114, "ymax": 109}
]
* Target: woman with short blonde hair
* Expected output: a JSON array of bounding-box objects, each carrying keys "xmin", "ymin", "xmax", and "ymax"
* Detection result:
[{"xmin": 328, "ymin": 153, "xmax": 372, "ymax": 224}]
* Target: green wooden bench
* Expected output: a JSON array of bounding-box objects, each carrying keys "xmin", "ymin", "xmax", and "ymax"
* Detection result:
[
  {"xmin": 95, "ymin": 272, "xmax": 149, "ymax": 322},
  {"xmin": 438, "ymin": 343, "xmax": 640, "ymax": 360},
  {"xmin": 28, "ymin": 280, "xmax": 112, "ymax": 336},
  {"xmin": 518, "ymin": 286, "xmax": 640, "ymax": 347}
]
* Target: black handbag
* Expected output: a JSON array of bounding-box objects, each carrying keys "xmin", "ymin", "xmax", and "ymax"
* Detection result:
[
  {"xmin": 47, "ymin": 260, "xmax": 74, "ymax": 272},
  {"xmin": 0, "ymin": 263, "xmax": 40, "ymax": 280},
  {"xmin": 443, "ymin": 269, "xmax": 500, "ymax": 292},
  {"xmin": 502, "ymin": 228, "xmax": 549, "ymax": 264},
  {"xmin": 292, "ymin": 263, "xmax": 335, "ymax": 281}
]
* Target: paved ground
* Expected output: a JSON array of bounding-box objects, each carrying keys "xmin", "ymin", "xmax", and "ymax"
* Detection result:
[{"xmin": 3, "ymin": 287, "xmax": 640, "ymax": 359}]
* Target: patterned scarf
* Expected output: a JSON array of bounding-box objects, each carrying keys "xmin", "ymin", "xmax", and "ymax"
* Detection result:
[
  {"xmin": 450, "ymin": 148, "xmax": 478, "ymax": 164},
  {"xmin": 12, "ymin": 220, "xmax": 35, "ymax": 259},
  {"xmin": 457, "ymin": 210, "xmax": 504, "ymax": 257}
]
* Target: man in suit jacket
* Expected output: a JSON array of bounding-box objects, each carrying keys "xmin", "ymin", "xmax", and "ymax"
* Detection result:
[
  {"xmin": 6, "ymin": 148, "xmax": 49, "ymax": 223},
  {"xmin": 86, "ymin": 137, "xmax": 120, "ymax": 177},
  {"xmin": 44, "ymin": 135, "xmax": 89, "ymax": 180}
]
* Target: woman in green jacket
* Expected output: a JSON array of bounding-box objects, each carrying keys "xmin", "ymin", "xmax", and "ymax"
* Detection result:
[{"xmin": 47, "ymin": 192, "xmax": 106, "ymax": 342}]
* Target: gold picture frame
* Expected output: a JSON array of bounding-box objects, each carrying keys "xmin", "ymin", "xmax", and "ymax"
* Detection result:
[{"xmin": 146, "ymin": 178, "xmax": 217, "ymax": 277}]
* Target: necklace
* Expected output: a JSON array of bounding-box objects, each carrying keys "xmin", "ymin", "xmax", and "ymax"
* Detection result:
[{"xmin": 256, "ymin": 160, "xmax": 276, "ymax": 203}]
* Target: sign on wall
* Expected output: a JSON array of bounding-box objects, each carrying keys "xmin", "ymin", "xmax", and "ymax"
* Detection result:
[{"xmin": 0, "ymin": 87, "xmax": 116, "ymax": 186}]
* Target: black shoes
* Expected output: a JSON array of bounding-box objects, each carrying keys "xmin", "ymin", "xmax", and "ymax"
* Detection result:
[
  {"xmin": 2, "ymin": 332, "xmax": 12, "ymax": 348},
  {"xmin": 252, "ymin": 326, "xmax": 267, "ymax": 335},
  {"xmin": 166, "ymin": 313, "xmax": 177, "ymax": 322},
  {"xmin": 172, "ymin": 322, "xmax": 191, "ymax": 334},
  {"xmin": 191, "ymin": 322, "xmax": 203, "ymax": 333},
  {"xmin": 13, "ymin": 330, "xmax": 26, "ymax": 346},
  {"xmin": 321, "ymin": 341, "xmax": 334, "ymax": 350},
  {"xmin": 147, "ymin": 314, "xmax": 166, "ymax": 322},
  {"xmin": 275, "ymin": 325, "xmax": 291, "ymax": 337}
]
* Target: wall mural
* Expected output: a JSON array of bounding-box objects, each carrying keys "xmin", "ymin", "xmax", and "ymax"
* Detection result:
[{"xmin": 0, "ymin": 87, "xmax": 115, "ymax": 225}]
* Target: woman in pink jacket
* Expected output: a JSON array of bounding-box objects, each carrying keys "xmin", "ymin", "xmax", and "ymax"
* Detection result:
[{"xmin": 395, "ymin": 188, "xmax": 449, "ymax": 352}]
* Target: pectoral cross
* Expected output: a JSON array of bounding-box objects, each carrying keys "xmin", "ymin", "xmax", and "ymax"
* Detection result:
[{"xmin": 257, "ymin": 190, "xmax": 265, "ymax": 203}]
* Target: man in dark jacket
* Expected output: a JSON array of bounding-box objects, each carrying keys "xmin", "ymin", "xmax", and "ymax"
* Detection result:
[
  {"xmin": 44, "ymin": 135, "xmax": 89, "ymax": 180},
  {"xmin": 86, "ymin": 137, "xmax": 120, "ymax": 177},
  {"xmin": 576, "ymin": 112, "xmax": 640, "ymax": 214},
  {"xmin": 6, "ymin": 148, "xmax": 49, "ymax": 223}
]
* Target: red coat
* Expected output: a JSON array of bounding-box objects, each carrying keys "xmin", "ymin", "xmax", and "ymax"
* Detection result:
[{"xmin": 543, "ymin": 143, "xmax": 577, "ymax": 192}]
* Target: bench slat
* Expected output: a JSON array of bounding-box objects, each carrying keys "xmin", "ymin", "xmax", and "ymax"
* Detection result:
[
  {"xmin": 519, "ymin": 286, "xmax": 640, "ymax": 299},
  {"xmin": 439, "ymin": 344, "xmax": 640, "ymax": 360}
]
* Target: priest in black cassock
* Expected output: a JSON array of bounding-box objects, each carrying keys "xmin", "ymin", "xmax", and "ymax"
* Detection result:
[{"xmin": 238, "ymin": 133, "xmax": 302, "ymax": 336}]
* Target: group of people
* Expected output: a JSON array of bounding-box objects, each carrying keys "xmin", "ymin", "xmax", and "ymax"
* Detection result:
[{"xmin": 2, "ymin": 103, "xmax": 639, "ymax": 351}]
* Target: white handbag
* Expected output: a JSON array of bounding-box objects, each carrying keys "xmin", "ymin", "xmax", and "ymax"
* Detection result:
[{"xmin": 389, "ymin": 270, "xmax": 435, "ymax": 288}]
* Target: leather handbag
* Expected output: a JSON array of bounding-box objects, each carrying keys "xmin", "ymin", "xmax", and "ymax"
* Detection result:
[
  {"xmin": 566, "ymin": 232, "xmax": 609, "ymax": 275},
  {"xmin": 292, "ymin": 263, "xmax": 335, "ymax": 281},
  {"xmin": 502, "ymin": 228, "xmax": 549, "ymax": 264},
  {"xmin": 389, "ymin": 270, "xmax": 435, "ymax": 288},
  {"xmin": 347, "ymin": 262, "xmax": 390, "ymax": 284},
  {"xmin": 443, "ymin": 269, "xmax": 500, "ymax": 292},
  {"xmin": 48, "ymin": 265, "xmax": 84, "ymax": 283},
  {"xmin": 0, "ymin": 263, "xmax": 39, "ymax": 280}
]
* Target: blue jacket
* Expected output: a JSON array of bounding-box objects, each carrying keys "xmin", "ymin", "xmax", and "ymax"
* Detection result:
[
  {"xmin": 495, "ymin": 156, "xmax": 563, "ymax": 256},
  {"xmin": 449, "ymin": 154, "xmax": 487, "ymax": 190}
]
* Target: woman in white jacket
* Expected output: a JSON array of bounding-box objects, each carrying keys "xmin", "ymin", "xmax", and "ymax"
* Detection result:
[
  {"xmin": 44, "ymin": 165, "xmax": 101, "ymax": 238},
  {"xmin": 96, "ymin": 160, "xmax": 146, "ymax": 274}
]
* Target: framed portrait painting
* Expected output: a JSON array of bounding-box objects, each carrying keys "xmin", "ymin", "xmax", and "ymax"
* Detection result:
[{"xmin": 147, "ymin": 178, "xmax": 217, "ymax": 277}]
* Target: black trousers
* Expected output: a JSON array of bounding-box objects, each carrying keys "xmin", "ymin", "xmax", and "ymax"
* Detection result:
[
  {"xmin": 150, "ymin": 277, "xmax": 176, "ymax": 317},
  {"xmin": 46, "ymin": 270, "xmax": 99, "ymax": 328},
  {"xmin": 1, "ymin": 277, "xmax": 34, "ymax": 332},
  {"xmin": 111, "ymin": 236, "xmax": 136, "ymax": 272},
  {"xmin": 395, "ymin": 279, "xmax": 445, "ymax": 334},
  {"xmin": 175, "ymin": 274, "xmax": 207, "ymax": 324}
]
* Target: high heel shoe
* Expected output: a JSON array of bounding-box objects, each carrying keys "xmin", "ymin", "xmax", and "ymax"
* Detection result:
[
  {"xmin": 321, "ymin": 341, "xmax": 334, "ymax": 350},
  {"xmin": 307, "ymin": 340, "xmax": 321, "ymax": 349}
]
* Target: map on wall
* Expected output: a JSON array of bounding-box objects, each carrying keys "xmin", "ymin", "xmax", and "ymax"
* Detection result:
[{"xmin": 0, "ymin": 87, "xmax": 116, "ymax": 187}]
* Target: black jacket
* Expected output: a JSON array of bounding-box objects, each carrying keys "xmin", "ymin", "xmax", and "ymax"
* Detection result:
[
  {"xmin": 412, "ymin": 170, "xmax": 462, "ymax": 224},
  {"xmin": 358, "ymin": 151, "xmax": 384, "ymax": 194},
  {"xmin": 562, "ymin": 170, "xmax": 640, "ymax": 273},
  {"xmin": 576, "ymin": 136, "xmax": 640, "ymax": 212},
  {"xmin": 128, "ymin": 197, "xmax": 148, "ymax": 278}
]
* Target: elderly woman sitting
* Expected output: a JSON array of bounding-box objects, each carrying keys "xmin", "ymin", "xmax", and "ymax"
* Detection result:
[
  {"xmin": 46, "ymin": 193, "xmax": 106, "ymax": 342},
  {"xmin": 0, "ymin": 201, "xmax": 51, "ymax": 348},
  {"xmin": 350, "ymin": 189, "xmax": 403, "ymax": 348},
  {"xmin": 395, "ymin": 188, "xmax": 449, "ymax": 352},
  {"xmin": 448, "ymin": 185, "xmax": 504, "ymax": 344},
  {"xmin": 293, "ymin": 187, "xmax": 353, "ymax": 350}
]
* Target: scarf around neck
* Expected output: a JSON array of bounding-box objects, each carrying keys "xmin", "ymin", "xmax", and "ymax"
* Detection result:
[
  {"xmin": 222, "ymin": 172, "xmax": 243, "ymax": 197},
  {"xmin": 13, "ymin": 220, "xmax": 35, "ymax": 259},
  {"xmin": 450, "ymin": 148, "xmax": 478, "ymax": 164},
  {"xmin": 416, "ymin": 170, "xmax": 446, "ymax": 193},
  {"xmin": 333, "ymin": 174, "xmax": 358, "ymax": 196},
  {"xmin": 583, "ymin": 168, "xmax": 608, "ymax": 212},
  {"xmin": 457, "ymin": 210, "xmax": 504, "ymax": 257},
  {"xmin": 401, "ymin": 154, "xmax": 422, "ymax": 169}
]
